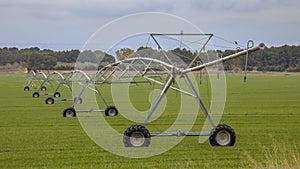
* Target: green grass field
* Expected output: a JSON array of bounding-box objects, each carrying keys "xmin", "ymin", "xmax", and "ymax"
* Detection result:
[{"xmin": 0, "ymin": 72, "xmax": 299, "ymax": 168}]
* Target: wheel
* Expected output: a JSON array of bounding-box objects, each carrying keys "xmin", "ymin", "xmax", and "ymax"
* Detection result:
[
  {"xmin": 32, "ymin": 92, "xmax": 40, "ymax": 98},
  {"xmin": 123, "ymin": 125, "xmax": 151, "ymax": 147},
  {"xmin": 73, "ymin": 97, "xmax": 82, "ymax": 104},
  {"xmin": 45, "ymin": 97, "xmax": 55, "ymax": 104},
  {"xmin": 105, "ymin": 106, "xmax": 118, "ymax": 116},
  {"xmin": 24, "ymin": 86, "xmax": 30, "ymax": 91},
  {"xmin": 53, "ymin": 92, "xmax": 61, "ymax": 98},
  {"xmin": 41, "ymin": 86, "xmax": 47, "ymax": 91},
  {"xmin": 209, "ymin": 124, "xmax": 236, "ymax": 146},
  {"xmin": 63, "ymin": 107, "xmax": 76, "ymax": 117}
]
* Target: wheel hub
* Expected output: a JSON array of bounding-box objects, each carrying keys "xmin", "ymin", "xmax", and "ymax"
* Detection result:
[
  {"xmin": 108, "ymin": 109, "xmax": 116, "ymax": 116},
  {"xmin": 66, "ymin": 111, "xmax": 74, "ymax": 117},
  {"xmin": 130, "ymin": 132, "xmax": 145, "ymax": 147},
  {"xmin": 216, "ymin": 130, "xmax": 231, "ymax": 146}
]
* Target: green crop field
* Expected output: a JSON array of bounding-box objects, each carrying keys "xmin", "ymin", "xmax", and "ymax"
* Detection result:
[{"xmin": 0, "ymin": 72, "xmax": 299, "ymax": 169}]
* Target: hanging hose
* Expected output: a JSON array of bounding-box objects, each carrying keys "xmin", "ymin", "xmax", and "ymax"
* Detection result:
[
  {"xmin": 243, "ymin": 51, "xmax": 248, "ymax": 83},
  {"xmin": 244, "ymin": 40, "xmax": 254, "ymax": 83},
  {"xmin": 200, "ymin": 69, "xmax": 202, "ymax": 85},
  {"xmin": 217, "ymin": 52, "xmax": 222, "ymax": 80}
]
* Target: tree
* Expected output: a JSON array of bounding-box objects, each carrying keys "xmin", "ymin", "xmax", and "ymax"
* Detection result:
[
  {"xmin": 26, "ymin": 53, "xmax": 57, "ymax": 70},
  {"xmin": 169, "ymin": 48, "xmax": 196, "ymax": 64},
  {"xmin": 115, "ymin": 48, "xmax": 134, "ymax": 60}
]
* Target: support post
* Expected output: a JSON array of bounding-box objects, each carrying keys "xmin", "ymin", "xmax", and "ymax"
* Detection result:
[
  {"xmin": 182, "ymin": 73, "xmax": 216, "ymax": 127},
  {"xmin": 142, "ymin": 75, "xmax": 175, "ymax": 126}
]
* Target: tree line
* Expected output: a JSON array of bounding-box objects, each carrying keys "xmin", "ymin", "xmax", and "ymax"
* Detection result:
[
  {"xmin": 222, "ymin": 45, "xmax": 300, "ymax": 72},
  {"xmin": 0, "ymin": 45, "xmax": 300, "ymax": 72},
  {"xmin": 0, "ymin": 47, "xmax": 115, "ymax": 71},
  {"xmin": 172, "ymin": 45, "xmax": 300, "ymax": 72}
]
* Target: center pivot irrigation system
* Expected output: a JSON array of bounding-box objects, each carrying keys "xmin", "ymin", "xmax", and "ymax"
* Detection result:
[
  {"xmin": 24, "ymin": 33, "xmax": 265, "ymax": 148},
  {"xmin": 24, "ymin": 70, "xmax": 48, "ymax": 92},
  {"xmin": 62, "ymin": 69, "xmax": 119, "ymax": 117},
  {"xmin": 71, "ymin": 33, "xmax": 265, "ymax": 148},
  {"xmin": 119, "ymin": 33, "xmax": 265, "ymax": 147},
  {"xmin": 24, "ymin": 70, "xmax": 83, "ymax": 105}
]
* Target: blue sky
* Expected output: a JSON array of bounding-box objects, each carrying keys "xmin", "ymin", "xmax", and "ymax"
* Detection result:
[{"xmin": 0, "ymin": 0, "xmax": 299, "ymax": 50}]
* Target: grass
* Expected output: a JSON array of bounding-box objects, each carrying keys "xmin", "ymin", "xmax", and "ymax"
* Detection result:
[
  {"xmin": 244, "ymin": 141, "xmax": 300, "ymax": 169},
  {"xmin": 0, "ymin": 72, "xmax": 299, "ymax": 168}
]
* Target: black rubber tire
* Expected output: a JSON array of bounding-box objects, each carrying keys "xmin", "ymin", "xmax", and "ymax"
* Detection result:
[
  {"xmin": 62, "ymin": 107, "xmax": 76, "ymax": 117},
  {"xmin": 105, "ymin": 106, "xmax": 118, "ymax": 116},
  {"xmin": 41, "ymin": 86, "xmax": 47, "ymax": 91},
  {"xmin": 73, "ymin": 97, "xmax": 82, "ymax": 104},
  {"xmin": 24, "ymin": 86, "xmax": 30, "ymax": 91},
  {"xmin": 45, "ymin": 97, "xmax": 55, "ymax": 104},
  {"xmin": 123, "ymin": 125, "xmax": 151, "ymax": 147},
  {"xmin": 32, "ymin": 92, "xmax": 40, "ymax": 98},
  {"xmin": 209, "ymin": 124, "xmax": 236, "ymax": 146},
  {"xmin": 53, "ymin": 92, "xmax": 61, "ymax": 98}
]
